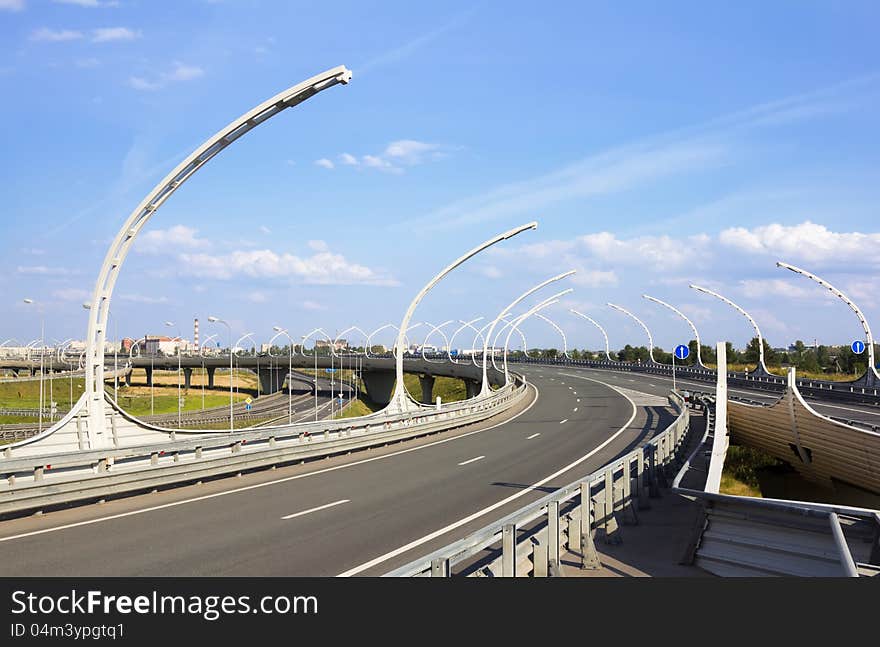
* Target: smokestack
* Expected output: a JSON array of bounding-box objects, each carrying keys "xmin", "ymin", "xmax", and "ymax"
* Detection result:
[{"xmin": 194, "ymin": 318, "xmax": 200, "ymax": 352}]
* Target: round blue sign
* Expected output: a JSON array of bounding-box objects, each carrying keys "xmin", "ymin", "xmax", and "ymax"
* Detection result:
[
  {"xmin": 852, "ymin": 340, "xmax": 866, "ymax": 354},
  {"xmin": 674, "ymin": 344, "xmax": 690, "ymax": 360}
]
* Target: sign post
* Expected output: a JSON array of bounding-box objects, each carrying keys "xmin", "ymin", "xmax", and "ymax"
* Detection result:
[{"xmin": 673, "ymin": 344, "xmax": 690, "ymax": 393}]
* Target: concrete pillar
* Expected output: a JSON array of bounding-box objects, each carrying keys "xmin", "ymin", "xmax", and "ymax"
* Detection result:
[
  {"xmin": 465, "ymin": 379, "xmax": 479, "ymax": 399},
  {"xmin": 145, "ymin": 366, "xmax": 153, "ymax": 387},
  {"xmin": 206, "ymin": 367, "xmax": 215, "ymax": 389},
  {"xmin": 258, "ymin": 368, "xmax": 287, "ymax": 396},
  {"xmin": 361, "ymin": 370, "xmax": 396, "ymax": 406},
  {"xmin": 183, "ymin": 367, "xmax": 193, "ymax": 391},
  {"xmin": 125, "ymin": 369, "xmax": 133, "ymax": 387},
  {"xmin": 418, "ymin": 374, "xmax": 435, "ymax": 405}
]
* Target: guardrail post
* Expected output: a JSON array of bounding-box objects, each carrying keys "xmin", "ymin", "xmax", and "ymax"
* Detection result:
[
  {"xmin": 602, "ymin": 467, "xmax": 622, "ymax": 544},
  {"xmin": 548, "ymin": 500, "xmax": 560, "ymax": 567},
  {"xmin": 195, "ymin": 446, "xmax": 202, "ymax": 459},
  {"xmin": 502, "ymin": 524, "xmax": 516, "ymax": 577},
  {"xmin": 269, "ymin": 436, "xmax": 276, "ymax": 448},
  {"xmin": 623, "ymin": 456, "xmax": 638, "ymax": 524},
  {"xmin": 97, "ymin": 458, "xmax": 108, "ymax": 473},
  {"xmin": 579, "ymin": 482, "xmax": 601, "ymax": 569},
  {"xmin": 431, "ymin": 558, "xmax": 449, "ymax": 577},
  {"xmin": 637, "ymin": 451, "xmax": 650, "ymax": 509},
  {"xmin": 76, "ymin": 414, "xmax": 85, "ymax": 451},
  {"xmin": 150, "ymin": 452, "xmax": 158, "ymax": 466},
  {"xmin": 110, "ymin": 414, "xmax": 119, "ymax": 448}
]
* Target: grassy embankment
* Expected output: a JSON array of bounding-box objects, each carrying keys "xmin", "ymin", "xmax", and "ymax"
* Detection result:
[
  {"xmin": 703, "ymin": 363, "xmax": 859, "ymax": 382},
  {"xmin": 335, "ymin": 374, "xmax": 468, "ymax": 419}
]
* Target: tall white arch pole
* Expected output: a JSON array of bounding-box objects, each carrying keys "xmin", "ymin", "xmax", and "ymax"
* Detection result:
[
  {"xmin": 502, "ymin": 296, "xmax": 566, "ymax": 384},
  {"xmin": 642, "ymin": 294, "xmax": 706, "ymax": 368},
  {"xmin": 335, "ymin": 326, "xmax": 369, "ymax": 355},
  {"xmin": 607, "ymin": 303, "xmax": 657, "ymax": 363},
  {"xmin": 82, "ymin": 66, "xmax": 351, "ymax": 444},
  {"xmin": 568, "ymin": 309, "xmax": 611, "ymax": 361},
  {"xmin": 448, "ymin": 317, "xmax": 484, "ymax": 363},
  {"xmin": 300, "ymin": 327, "xmax": 334, "ymax": 356},
  {"xmin": 480, "ymin": 269, "xmax": 575, "ymax": 397},
  {"xmin": 421, "ymin": 320, "xmax": 454, "ymax": 363},
  {"xmin": 387, "ymin": 222, "xmax": 538, "ymax": 414},
  {"xmin": 690, "ymin": 284, "xmax": 769, "ymax": 374},
  {"xmin": 777, "ymin": 261, "xmax": 878, "ymax": 380},
  {"xmin": 500, "ymin": 316, "xmax": 529, "ymax": 357},
  {"xmin": 534, "ymin": 313, "xmax": 569, "ymax": 359},
  {"xmin": 365, "ymin": 324, "xmax": 397, "ymax": 358},
  {"xmin": 489, "ymin": 315, "xmax": 540, "ymax": 370}
]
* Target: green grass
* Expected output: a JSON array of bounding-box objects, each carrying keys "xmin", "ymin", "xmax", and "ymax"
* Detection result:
[
  {"xmin": 0, "ymin": 376, "xmax": 85, "ymax": 410},
  {"xmin": 112, "ymin": 391, "xmax": 249, "ymax": 417},
  {"xmin": 183, "ymin": 417, "xmax": 275, "ymax": 431},
  {"xmin": 705, "ymin": 363, "xmax": 860, "ymax": 381},
  {"xmin": 334, "ymin": 399, "xmax": 375, "ymax": 419},
  {"xmin": 402, "ymin": 374, "xmax": 467, "ymax": 403},
  {"xmin": 719, "ymin": 444, "xmax": 786, "ymax": 498}
]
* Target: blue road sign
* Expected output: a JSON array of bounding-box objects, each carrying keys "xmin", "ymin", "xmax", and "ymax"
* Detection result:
[
  {"xmin": 325, "ymin": 368, "xmax": 336, "ymax": 373},
  {"xmin": 674, "ymin": 344, "xmax": 690, "ymax": 360},
  {"xmin": 852, "ymin": 340, "xmax": 866, "ymax": 354},
  {"xmin": 245, "ymin": 403, "xmax": 252, "ymax": 411}
]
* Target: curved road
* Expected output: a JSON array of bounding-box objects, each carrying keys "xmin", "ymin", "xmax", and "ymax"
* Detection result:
[{"xmin": 0, "ymin": 368, "xmax": 665, "ymax": 576}]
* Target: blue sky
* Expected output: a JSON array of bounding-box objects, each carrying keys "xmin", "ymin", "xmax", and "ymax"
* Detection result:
[{"xmin": 2, "ymin": 0, "xmax": 880, "ymax": 354}]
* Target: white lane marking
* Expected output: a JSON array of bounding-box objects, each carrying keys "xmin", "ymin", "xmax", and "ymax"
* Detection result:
[
  {"xmin": 338, "ymin": 375, "xmax": 638, "ymax": 576},
  {"xmin": 458, "ymin": 455, "xmax": 485, "ymax": 466},
  {"xmin": 0, "ymin": 384, "xmax": 541, "ymax": 544},
  {"xmin": 526, "ymin": 433, "xmax": 540, "ymax": 440},
  {"xmin": 573, "ymin": 407, "xmax": 578, "ymax": 412},
  {"xmin": 282, "ymin": 499, "xmax": 349, "ymax": 520},
  {"xmin": 559, "ymin": 419, "xmax": 568, "ymax": 424},
  {"xmin": 576, "ymin": 399, "xmax": 580, "ymax": 403}
]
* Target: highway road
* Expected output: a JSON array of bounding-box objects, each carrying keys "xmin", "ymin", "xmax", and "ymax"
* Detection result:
[{"xmin": 0, "ymin": 367, "xmax": 670, "ymax": 576}]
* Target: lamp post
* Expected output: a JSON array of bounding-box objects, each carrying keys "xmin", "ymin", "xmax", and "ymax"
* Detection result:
[
  {"xmin": 642, "ymin": 294, "xmax": 706, "ymax": 368},
  {"xmin": 23, "ymin": 299, "xmax": 44, "ymax": 433},
  {"xmin": 569, "ymin": 309, "xmax": 612, "ymax": 362},
  {"xmin": 690, "ymin": 284, "xmax": 770, "ymax": 375},
  {"xmin": 534, "ymin": 312, "xmax": 569, "ymax": 360},
  {"xmin": 386, "ymin": 222, "xmax": 538, "ymax": 414},
  {"xmin": 420, "ymin": 320, "xmax": 454, "ymax": 364},
  {"xmin": 199, "ymin": 333, "xmax": 219, "ymax": 411},
  {"xmin": 500, "ymin": 290, "xmax": 572, "ymax": 383},
  {"xmin": 448, "ymin": 317, "xmax": 483, "ymax": 364},
  {"xmin": 165, "ymin": 321, "xmax": 182, "ymax": 427},
  {"xmin": 607, "ymin": 303, "xmax": 657, "ymax": 364},
  {"xmin": 776, "ymin": 261, "xmax": 879, "ymax": 383},
  {"xmin": 271, "ymin": 326, "xmax": 295, "ymax": 425},
  {"xmin": 208, "ymin": 316, "xmax": 233, "ymax": 431},
  {"xmin": 480, "ymin": 270, "xmax": 576, "ymax": 396}
]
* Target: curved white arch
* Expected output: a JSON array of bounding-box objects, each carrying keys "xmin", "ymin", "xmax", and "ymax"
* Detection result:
[
  {"xmin": 448, "ymin": 317, "xmax": 484, "ymax": 365},
  {"xmin": 502, "ymin": 296, "xmax": 565, "ymax": 385},
  {"xmin": 777, "ymin": 261, "xmax": 878, "ymax": 380},
  {"xmin": 534, "ymin": 312, "xmax": 569, "ymax": 359},
  {"xmin": 81, "ymin": 66, "xmax": 352, "ymax": 445},
  {"xmin": 419, "ymin": 320, "xmax": 454, "ymax": 364},
  {"xmin": 199, "ymin": 333, "xmax": 219, "ymax": 358},
  {"xmin": 607, "ymin": 303, "xmax": 657, "ymax": 364},
  {"xmin": 490, "ymin": 315, "xmax": 537, "ymax": 371},
  {"xmin": 300, "ymin": 328, "xmax": 334, "ymax": 356},
  {"xmin": 690, "ymin": 284, "xmax": 770, "ymax": 374},
  {"xmin": 335, "ymin": 326, "xmax": 369, "ymax": 355},
  {"xmin": 643, "ymin": 294, "xmax": 706, "ymax": 368},
  {"xmin": 500, "ymin": 315, "xmax": 529, "ymax": 358},
  {"xmin": 569, "ymin": 310, "xmax": 612, "ymax": 362}
]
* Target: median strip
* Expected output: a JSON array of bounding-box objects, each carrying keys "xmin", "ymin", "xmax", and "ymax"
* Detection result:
[
  {"xmin": 458, "ymin": 456, "xmax": 485, "ymax": 466},
  {"xmin": 281, "ymin": 499, "xmax": 350, "ymax": 520}
]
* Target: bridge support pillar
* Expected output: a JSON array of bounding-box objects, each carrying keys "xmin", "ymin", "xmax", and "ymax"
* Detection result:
[
  {"xmin": 418, "ymin": 374, "xmax": 435, "ymax": 405},
  {"xmin": 258, "ymin": 368, "xmax": 287, "ymax": 396},
  {"xmin": 183, "ymin": 367, "xmax": 193, "ymax": 391},
  {"xmin": 125, "ymin": 369, "xmax": 133, "ymax": 387},
  {"xmin": 145, "ymin": 366, "xmax": 153, "ymax": 387},
  {"xmin": 362, "ymin": 371, "xmax": 395, "ymax": 407},
  {"xmin": 206, "ymin": 367, "xmax": 215, "ymax": 389},
  {"xmin": 465, "ymin": 379, "xmax": 479, "ymax": 399}
]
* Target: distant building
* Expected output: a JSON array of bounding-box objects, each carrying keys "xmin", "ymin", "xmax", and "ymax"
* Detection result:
[
  {"xmin": 316, "ymin": 339, "xmax": 348, "ymax": 351},
  {"xmin": 144, "ymin": 335, "xmax": 191, "ymax": 355}
]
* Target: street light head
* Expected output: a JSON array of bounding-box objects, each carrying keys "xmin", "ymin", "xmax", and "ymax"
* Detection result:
[
  {"xmin": 82, "ymin": 302, "xmax": 91, "ymax": 310},
  {"xmin": 23, "ymin": 298, "xmax": 33, "ymax": 304},
  {"xmin": 207, "ymin": 316, "xmax": 218, "ymax": 322},
  {"xmin": 273, "ymin": 326, "xmax": 283, "ymax": 332},
  {"xmin": 164, "ymin": 321, "xmax": 174, "ymax": 327}
]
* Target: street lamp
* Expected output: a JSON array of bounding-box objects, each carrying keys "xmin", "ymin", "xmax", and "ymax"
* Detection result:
[
  {"xmin": 569, "ymin": 309, "xmax": 612, "ymax": 362},
  {"xmin": 420, "ymin": 320, "xmax": 454, "ymax": 364},
  {"xmin": 199, "ymin": 333, "xmax": 219, "ymax": 411},
  {"xmin": 642, "ymin": 294, "xmax": 707, "ymax": 368},
  {"xmin": 502, "ymin": 296, "xmax": 567, "ymax": 385},
  {"xmin": 387, "ymin": 222, "xmax": 539, "ymax": 414},
  {"xmin": 534, "ymin": 312, "xmax": 569, "ymax": 360},
  {"xmin": 23, "ymin": 298, "xmax": 44, "ymax": 433},
  {"xmin": 207, "ymin": 316, "xmax": 233, "ymax": 431},
  {"xmin": 607, "ymin": 303, "xmax": 657, "ymax": 364},
  {"xmin": 270, "ymin": 326, "xmax": 295, "ymax": 425},
  {"xmin": 165, "ymin": 321, "xmax": 182, "ymax": 428}
]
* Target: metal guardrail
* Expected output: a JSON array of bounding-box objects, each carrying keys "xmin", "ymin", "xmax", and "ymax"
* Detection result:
[
  {"xmin": 385, "ymin": 391, "xmax": 692, "ymax": 577},
  {"xmin": 673, "ymin": 396, "xmax": 880, "ymax": 577},
  {"xmin": 0, "ymin": 377, "xmax": 531, "ymax": 517}
]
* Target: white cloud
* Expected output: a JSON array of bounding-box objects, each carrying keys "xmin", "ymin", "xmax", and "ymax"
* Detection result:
[
  {"xmin": 92, "ymin": 27, "xmax": 140, "ymax": 42},
  {"xmin": 308, "ymin": 240, "xmax": 328, "ymax": 252},
  {"xmin": 54, "ymin": 0, "xmax": 119, "ymax": 7},
  {"xmin": 165, "ymin": 62, "xmax": 203, "ymax": 81},
  {"xmin": 259, "ymin": 225, "xmax": 271, "ymax": 234},
  {"xmin": 719, "ymin": 221, "xmax": 880, "ymax": 266},
  {"xmin": 119, "ymin": 293, "xmax": 168, "ymax": 304},
  {"xmin": 845, "ymin": 280, "xmax": 880, "ymax": 304},
  {"xmin": 571, "ymin": 269, "xmax": 618, "ymax": 288},
  {"xmin": 178, "ymin": 247, "xmax": 398, "ymax": 286},
  {"xmin": 0, "ymin": 0, "xmax": 24, "ymax": 11},
  {"xmin": 135, "ymin": 225, "xmax": 209, "ymax": 254},
  {"xmin": 30, "ymin": 28, "xmax": 84, "ymax": 42},
  {"xmin": 16, "ymin": 265, "xmax": 75, "ymax": 275},
  {"xmin": 481, "ymin": 266, "xmax": 502, "ymax": 279},
  {"xmin": 314, "ymin": 158, "xmax": 334, "ymax": 169},
  {"xmin": 384, "ymin": 139, "xmax": 442, "ymax": 165},
  {"xmin": 52, "ymin": 288, "xmax": 91, "ymax": 302},
  {"xmin": 128, "ymin": 61, "xmax": 203, "ymax": 91},
  {"xmin": 339, "ymin": 152, "xmax": 358, "ymax": 166},
  {"xmin": 302, "ymin": 300, "xmax": 326, "ymax": 311},
  {"xmin": 737, "ymin": 279, "xmax": 813, "ymax": 300},
  {"xmin": 246, "ymin": 291, "xmax": 269, "ymax": 303}
]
